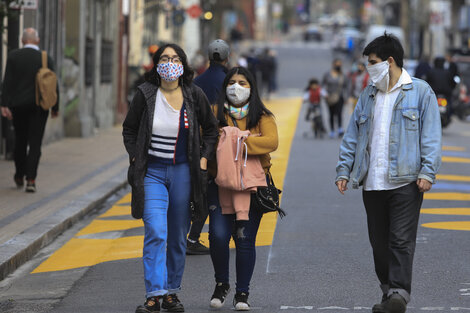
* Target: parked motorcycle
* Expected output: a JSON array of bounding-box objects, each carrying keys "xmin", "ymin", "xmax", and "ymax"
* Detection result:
[{"xmin": 436, "ymin": 94, "xmax": 451, "ymax": 128}]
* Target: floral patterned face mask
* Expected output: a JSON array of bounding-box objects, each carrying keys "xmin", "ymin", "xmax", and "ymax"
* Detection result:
[{"xmin": 157, "ymin": 62, "xmax": 184, "ymax": 82}]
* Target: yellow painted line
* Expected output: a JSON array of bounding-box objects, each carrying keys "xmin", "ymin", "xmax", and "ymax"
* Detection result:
[
  {"xmin": 424, "ymin": 192, "xmax": 470, "ymax": 201},
  {"xmin": 99, "ymin": 204, "xmax": 132, "ymax": 217},
  {"xmin": 256, "ymin": 97, "xmax": 302, "ymax": 246},
  {"xmin": 32, "ymin": 236, "xmax": 144, "ymax": 273},
  {"xmin": 115, "ymin": 193, "xmax": 131, "ymax": 205},
  {"xmin": 32, "ymin": 97, "xmax": 302, "ymax": 273},
  {"xmin": 422, "ymin": 221, "xmax": 470, "ymax": 231},
  {"xmin": 442, "ymin": 146, "xmax": 466, "ymax": 151},
  {"xmin": 437, "ymin": 174, "xmax": 470, "ymax": 182},
  {"xmin": 76, "ymin": 219, "xmax": 143, "ymax": 236},
  {"xmin": 442, "ymin": 156, "xmax": 470, "ymax": 163},
  {"xmin": 421, "ymin": 208, "xmax": 470, "ymax": 215}
]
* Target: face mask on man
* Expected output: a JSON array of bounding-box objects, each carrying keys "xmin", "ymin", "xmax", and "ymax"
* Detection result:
[
  {"xmin": 366, "ymin": 60, "xmax": 390, "ymax": 92},
  {"xmin": 226, "ymin": 83, "xmax": 251, "ymax": 106},
  {"xmin": 157, "ymin": 62, "xmax": 184, "ymax": 82}
]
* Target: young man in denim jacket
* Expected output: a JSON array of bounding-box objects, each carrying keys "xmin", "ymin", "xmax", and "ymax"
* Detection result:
[{"xmin": 335, "ymin": 33, "xmax": 441, "ymax": 313}]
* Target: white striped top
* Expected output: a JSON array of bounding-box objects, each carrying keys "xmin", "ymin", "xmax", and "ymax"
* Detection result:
[{"xmin": 148, "ymin": 89, "xmax": 185, "ymax": 161}]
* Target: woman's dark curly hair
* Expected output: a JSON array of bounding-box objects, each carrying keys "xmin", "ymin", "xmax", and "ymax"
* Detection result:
[
  {"xmin": 144, "ymin": 43, "xmax": 194, "ymax": 86},
  {"xmin": 216, "ymin": 66, "xmax": 273, "ymax": 129}
]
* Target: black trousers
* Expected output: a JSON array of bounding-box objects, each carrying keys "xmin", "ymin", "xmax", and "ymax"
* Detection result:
[
  {"xmin": 362, "ymin": 183, "xmax": 423, "ymax": 300},
  {"xmin": 11, "ymin": 105, "xmax": 49, "ymax": 181},
  {"xmin": 328, "ymin": 97, "xmax": 344, "ymax": 131},
  {"xmin": 188, "ymin": 210, "xmax": 208, "ymax": 241}
]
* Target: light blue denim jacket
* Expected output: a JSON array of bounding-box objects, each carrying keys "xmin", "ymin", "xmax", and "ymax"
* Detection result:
[{"xmin": 336, "ymin": 77, "xmax": 442, "ymax": 189}]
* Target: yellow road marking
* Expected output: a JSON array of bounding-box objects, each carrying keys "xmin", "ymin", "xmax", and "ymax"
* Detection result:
[
  {"xmin": 442, "ymin": 156, "xmax": 470, "ymax": 163},
  {"xmin": 76, "ymin": 219, "xmax": 143, "ymax": 236},
  {"xmin": 256, "ymin": 97, "xmax": 302, "ymax": 246},
  {"xmin": 115, "ymin": 193, "xmax": 131, "ymax": 204},
  {"xmin": 32, "ymin": 236, "xmax": 144, "ymax": 273},
  {"xmin": 437, "ymin": 174, "xmax": 470, "ymax": 182},
  {"xmin": 422, "ymin": 221, "xmax": 470, "ymax": 231},
  {"xmin": 424, "ymin": 192, "xmax": 470, "ymax": 201},
  {"xmin": 99, "ymin": 205, "xmax": 132, "ymax": 217},
  {"xmin": 442, "ymin": 146, "xmax": 466, "ymax": 151},
  {"xmin": 32, "ymin": 97, "xmax": 302, "ymax": 273},
  {"xmin": 421, "ymin": 208, "xmax": 470, "ymax": 215}
]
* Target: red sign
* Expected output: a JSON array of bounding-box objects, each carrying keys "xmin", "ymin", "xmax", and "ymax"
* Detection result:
[{"xmin": 187, "ymin": 4, "xmax": 203, "ymax": 19}]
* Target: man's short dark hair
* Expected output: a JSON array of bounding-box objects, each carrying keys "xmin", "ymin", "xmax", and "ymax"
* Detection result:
[{"xmin": 363, "ymin": 32, "xmax": 404, "ymax": 68}]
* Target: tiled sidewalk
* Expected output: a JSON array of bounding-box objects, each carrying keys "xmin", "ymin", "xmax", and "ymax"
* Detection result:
[{"xmin": 0, "ymin": 126, "xmax": 129, "ymax": 280}]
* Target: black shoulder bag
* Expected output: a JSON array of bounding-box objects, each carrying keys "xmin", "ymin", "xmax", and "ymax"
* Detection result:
[{"xmin": 256, "ymin": 172, "xmax": 286, "ymax": 218}]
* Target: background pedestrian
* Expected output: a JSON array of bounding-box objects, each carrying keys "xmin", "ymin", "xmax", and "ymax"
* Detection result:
[
  {"xmin": 0, "ymin": 28, "xmax": 59, "ymax": 193},
  {"xmin": 187, "ymin": 39, "xmax": 230, "ymax": 255},
  {"xmin": 322, "ymin": 58, "xmax": 348, "ymax": 138}
]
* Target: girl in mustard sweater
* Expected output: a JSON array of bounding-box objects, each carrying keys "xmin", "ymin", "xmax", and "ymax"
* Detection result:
[{"xmin": 208, "ymin": 67, "xmax": 278, "ymax": 311}]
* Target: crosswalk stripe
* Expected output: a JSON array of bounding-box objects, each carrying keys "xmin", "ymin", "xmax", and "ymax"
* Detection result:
[
  {"xmin": 443, "ymin": 146, "xmax": 466, "ymax": 151},
  {"xmin": 437, "ymin": 174, "xmax": 470, "ymax": 182},
  {"xmin": 424, "ymin": 192, "xmax": 470, "ymax": 201},
  {"xmin": 421, "ymin": 208, "xmax": 470, "ymax": 215},
  {"xmin": 422, "ymin": 221, "xmax": 470, "ymax": 231},
  {"xmin": 442, "ymin": 156, "xmax": 470, "ymax": 163}
]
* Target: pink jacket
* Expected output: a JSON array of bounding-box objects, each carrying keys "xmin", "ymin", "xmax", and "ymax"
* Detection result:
[{"xmin": 215, "ymin": 126, "xmax": 267, "ymax": 220}]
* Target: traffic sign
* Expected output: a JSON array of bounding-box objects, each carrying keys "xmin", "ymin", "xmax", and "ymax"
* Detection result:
[{"xmin": 186, "ymin": 4, "xmax": 202, "ymax": 19}]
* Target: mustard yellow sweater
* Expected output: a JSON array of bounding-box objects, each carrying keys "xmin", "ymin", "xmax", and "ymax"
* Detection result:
[{"xmin": 209, "ymin": 108, "xmax": 279, "ymax": 177}]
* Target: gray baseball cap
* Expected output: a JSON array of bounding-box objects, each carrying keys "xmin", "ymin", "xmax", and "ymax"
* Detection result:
[{"xmin": 208, "ymin": 39, "xmax": 230, "ymax": 61}]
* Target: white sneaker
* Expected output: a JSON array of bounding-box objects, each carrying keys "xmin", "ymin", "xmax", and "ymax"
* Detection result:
[
  {"xmin": 233, "ymin": 292, "xmax": 250, "ymax": 311},
  {"xmin": 210, "ymin": 282, "xmax": 230, "ymax": 308}
]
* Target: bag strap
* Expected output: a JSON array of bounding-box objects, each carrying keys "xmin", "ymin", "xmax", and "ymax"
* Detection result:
[
  {"xmin": 229, "ymin": 114, "xmax": 238, "ymax": 128},
  {"xmin": 41, "ymin": 51, "xmax": 48, "ymax": 69}
]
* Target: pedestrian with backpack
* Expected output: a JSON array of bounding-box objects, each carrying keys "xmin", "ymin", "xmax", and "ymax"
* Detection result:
[{"xmin": 0, "ymin": 28, "xmax": 59, "ymax": 193}]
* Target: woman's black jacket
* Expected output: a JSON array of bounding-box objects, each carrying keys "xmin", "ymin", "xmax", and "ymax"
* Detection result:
[{"xmin": 122, "ymin": 81, "xmax": 218, "ymax": 220}]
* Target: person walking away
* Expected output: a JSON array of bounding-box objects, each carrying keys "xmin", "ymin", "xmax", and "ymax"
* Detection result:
[
  {"xmin": 350, "ymin": 62, "xmax": 369, "ymax": 111},
  {"xmin": 426, "ymin": 56, "xmax": 455, "ymax": 119},
  {"xmin": 322, "ymin": 58, "xmax": 348, "ymax": 138},
  {"xmin": 187, "ymin": 39, "xmax": 230, "ymax": 255},
  {"xmin": 258, "ymin": 47, "xmax": 276, "ymax": 100},
  {"xmin": 208, "ymin": 67, "xmax": 278, "ymax": 311},
  {"xmin": 444, "ymin": 51, "xmax": 459, "ymax": 85},
  {"xmin": 414, "ymin": 55, "xmax": 431, "ymax": 80},
  {"xmin": 335, "ymin": 33, "xmax": 442, "ymax": 313},
  {"xmin": 123, "ymin": 43, "xmax": 218, "ymax": 313},
  {"xmin": 0, "ymin": 28, "xmax": 59, "ymax": 193}
]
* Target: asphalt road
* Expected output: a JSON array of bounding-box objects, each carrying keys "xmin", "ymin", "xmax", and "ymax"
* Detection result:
[{"xmin": 1, "ymin": 41, "xmax": 470, "ymax": 313}]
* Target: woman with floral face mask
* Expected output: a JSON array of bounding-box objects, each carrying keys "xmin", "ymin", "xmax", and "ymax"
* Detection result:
[
  {"xmin": 207, "ymin": 67, "xmax": 279, "ymax": 311},
  {"xmin": 123, "ymin": 43, "xmax": 218, "ymax": 313}
]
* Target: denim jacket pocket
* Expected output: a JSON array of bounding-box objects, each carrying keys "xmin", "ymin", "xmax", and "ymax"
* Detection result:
[{"xmin": 402, "ymin": 109, "xmax": 419, "ymax": 130}]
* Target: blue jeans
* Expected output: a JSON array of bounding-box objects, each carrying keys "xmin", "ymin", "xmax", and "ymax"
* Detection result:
[
  {"xmin": 208, "ymin": 180, "xmax": 263, "ymax": 293},
  {"xmin": 142, "ymin": 161, "xmax": 191, "ymax": 298}
]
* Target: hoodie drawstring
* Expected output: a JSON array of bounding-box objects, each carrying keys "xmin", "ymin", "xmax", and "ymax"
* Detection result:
[{"xmin": 234, "ymin": 136, "xmax": 248, "ymax": 167}]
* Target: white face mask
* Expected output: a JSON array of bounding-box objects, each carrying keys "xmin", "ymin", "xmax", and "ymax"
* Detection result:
[
  {"xmin": 366, "ymin": 60, "xmax": 390, "ymax": 92},
  {"xmin": 226, "ymin": 83, "xmax": 251, "ymax": 105}
]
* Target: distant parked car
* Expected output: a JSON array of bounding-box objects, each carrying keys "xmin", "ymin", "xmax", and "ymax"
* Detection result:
[{"xmin": 304, "ymin": 24, "xmax": 323, "ymax": 42}]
